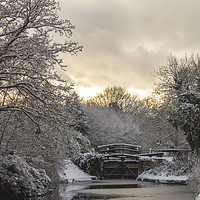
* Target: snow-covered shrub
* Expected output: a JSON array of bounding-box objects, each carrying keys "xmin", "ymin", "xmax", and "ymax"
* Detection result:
[
  {"xmin": 69, "ymin": 131, "xmax": 91, "ymax": 155},
  {"xmin": 72, "ymin": 150, "xmax": 103, "ymax": 178},
  {"xmin": 187, "ymin": 153, "xmax": 200, "ymax": 193},
  {"xmin": 0, "ymin": 154, "xmax": 50, "ymax": 198},
  {"xmin": 171, "ymin": 153, "xmax": 194, "ymax": 175},
  {"xmin": 188, "ymin": 163, "xmax": 200, "ymax": 193}
]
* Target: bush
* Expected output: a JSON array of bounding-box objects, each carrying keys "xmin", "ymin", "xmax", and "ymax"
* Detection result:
[
  {"xmin": 187, "ymin": 153, "xmax": 200, "ymax": 193},
  {"xmin": 72, "ymin": 150, "xmax": 103, "ymax": 178}
]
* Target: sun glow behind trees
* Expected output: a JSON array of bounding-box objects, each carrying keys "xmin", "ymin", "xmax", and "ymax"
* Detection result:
[
  {"xmin": 75, "ymin": 86, "xmax": 152, "ymax": 100},
  {"xmin": 127, "ymin": 88, "xmax": 153, "ymax": 99},
  {"xmin": 74, "ymin": 86, "xmax": 103, "ymax": 100}
]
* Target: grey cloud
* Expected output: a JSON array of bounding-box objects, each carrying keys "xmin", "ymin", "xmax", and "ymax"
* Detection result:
[{"xmin": 58, "ymin": 0, "xmax": 200, "ymax": 90}]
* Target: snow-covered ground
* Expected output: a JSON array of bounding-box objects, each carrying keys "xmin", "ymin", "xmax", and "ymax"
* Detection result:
[
  {"xmin": 138, "ymin": 172, "xmax": 188, "ymax": 184},
  {"xmin": 139, "ymin": 156, "xmax": 173, "ymax": 162},
  {"xmin": 56, "ymin": 160, "xmax": 97, "ymax": 200},
  {"xmin": 196, "ymin": 194, "xmax": 200, "ymax": 200},
  {"xmin": 58, "ymin": 160, "xmax": 96, "ymax": 183},
  {"xmin": 137, "ymin": 156, "xmax": 188, "ymax": 184}
]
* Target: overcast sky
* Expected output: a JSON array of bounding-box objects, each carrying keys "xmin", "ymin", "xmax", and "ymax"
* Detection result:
[{"xmin": 57, "ymin": 0, "xmax": 200, "ymax": 93}]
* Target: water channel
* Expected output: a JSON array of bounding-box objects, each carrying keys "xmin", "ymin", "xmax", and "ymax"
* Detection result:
[{"xmin": 46, "ymin": 180, "xmax": 195, "ymax": 200}]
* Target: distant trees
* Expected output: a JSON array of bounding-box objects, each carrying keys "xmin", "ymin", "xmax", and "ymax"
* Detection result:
[
  {"xmin": 84, "ymin": 86, "xmax": 185, "ymax": 151},
  {"xmin": 155, "ymin": 54, "xmax": 200, "ymax": 151},
  {"xmin": 85, "ymin": 105, "xmax": 142, "ymax": 146},
  {"xmin": 85, "ymin": 87, "xmax": 143, "ymax": 146},
  {"xmin": 87, "ymin": 86, "xmax": 144, "ymax": 114}
]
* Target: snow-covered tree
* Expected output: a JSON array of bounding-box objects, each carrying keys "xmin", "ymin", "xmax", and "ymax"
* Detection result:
[
  {"xmin": 66, "ymin": 91, "xmax": 89, "ymax": 135},
  {"xmin": 155, "ymin": 54, "xmax": 200, "ymax": 151},
  {"xmin": 0, "ymin": 0, "xmax": 88, "ymax": 177},
  {"xmin": 139, "ymin": 102, "xmax": 188, "ymax": 150},
  {"xmin": 85, "ymin": 104, "xmax": 142, "ymax": 146},
  {"xmin": 0, "ymin": 0, "xmax": 82, "ymax": 140},
  {"xmin": 0, "ymin": 0, "xmax": 82, "ymax": 128}
]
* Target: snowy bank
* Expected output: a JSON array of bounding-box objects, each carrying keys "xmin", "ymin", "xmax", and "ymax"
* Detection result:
[
  {"xmin": 138, "ymin": 171, "xmax": 188, "ymax": 184},
  {"xmin": 58, "ymin": 160, "xmax": 96, "ymax": 183},
  {"xmin": 137, "ymin": 156, "xmax": 188, "ymax": 184},
  {"xmin": 139, "ymin": 156, "xmax": 173, "ymax": 162},
  {"xmin": 196, "ymin": 194, "xmax": 200, "ymax": 200}
]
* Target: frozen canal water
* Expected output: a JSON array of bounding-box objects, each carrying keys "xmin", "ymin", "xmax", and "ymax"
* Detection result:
[{"xmin": 49, "ymin": 179, "xmax": 196, "ymax": 200}]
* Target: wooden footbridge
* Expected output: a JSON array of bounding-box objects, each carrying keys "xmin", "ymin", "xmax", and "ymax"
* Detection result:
[{"xmin": 97, "ymin": 143, "xmax": 190, "ymax": 179}]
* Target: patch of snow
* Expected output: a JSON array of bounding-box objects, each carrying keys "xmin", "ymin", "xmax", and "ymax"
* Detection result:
[
  {"xmin": 137, "ymin": 156, "xmax": 189, "ymax": 184},
  {"xmin": 196, "ymin": 194, "xmax": 200, "ymax": 200},
  {"xmin": 138, "ymin": 172, "xmax": 188, "ymax": 183},
  {"xmin": 139, "ymin": 156, "xmax": 173, "ymax": 162},
  {"xmin": 58, "ymin": 160, "xmax": 96, "ymax": 183}
]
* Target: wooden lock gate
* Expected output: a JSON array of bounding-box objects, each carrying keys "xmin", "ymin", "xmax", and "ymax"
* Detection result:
[{"xmin": 97, "ymin": 143, "xmax": 141, "ymax": 179}]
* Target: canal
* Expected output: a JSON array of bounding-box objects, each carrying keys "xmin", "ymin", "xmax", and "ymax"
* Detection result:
[{"xmin": 47, "ymin": 180, "xmax": 195, "ymax": 200}]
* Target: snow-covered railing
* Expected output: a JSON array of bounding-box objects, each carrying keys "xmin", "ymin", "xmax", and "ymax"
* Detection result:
[
  {"xmin": 97, "ymin": 143, "xmax": 141, "ymax": 155},
  {"xmin": 97, "ymin": 143, "xmax": 141, "ymax": 149},
  {"xmin": 150, "ymin": 148, "xmax": 191, "ymax": 153},
  {"xmin": 103, "ymin": 153, "xmax": 139, "ymax": 159},
  {"xmin": 99, "ymin": 147, "xmax": 139, "ymax": 153}
]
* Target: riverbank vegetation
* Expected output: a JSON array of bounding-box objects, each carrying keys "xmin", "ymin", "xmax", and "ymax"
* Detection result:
[{"xmin": 0, "ymin": 0, "xmax": 200, "ymax": 198}]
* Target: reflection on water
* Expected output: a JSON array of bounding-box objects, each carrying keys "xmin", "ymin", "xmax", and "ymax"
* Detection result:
[
  {"xmin": 86, "ymin": 183, "xmax": 161, "ymax": 189},
  {"xmin": 47, "ymin": 184, "xmax": 87, "ymax": 200},
  {"xmin": 46, "ymin": 184, "xmax": 124, "ymax": 200},
  {"xmin": 46, "ymin": 183, "xmax": 136, "ymax": 200},
  {"xmin": 1, "ymin": 182, "xmax": 194, "ymax": 200},
  {"xmin": 46, "ymin": 182, "xmax": 176, "ymax": 200},
  {"xmin": 11, "ymin": 181, "xmax": 193, "ymax": 200},
  {"xmin": 72, "ymin": 194, "xmax": 120, "ymax": 199}
]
